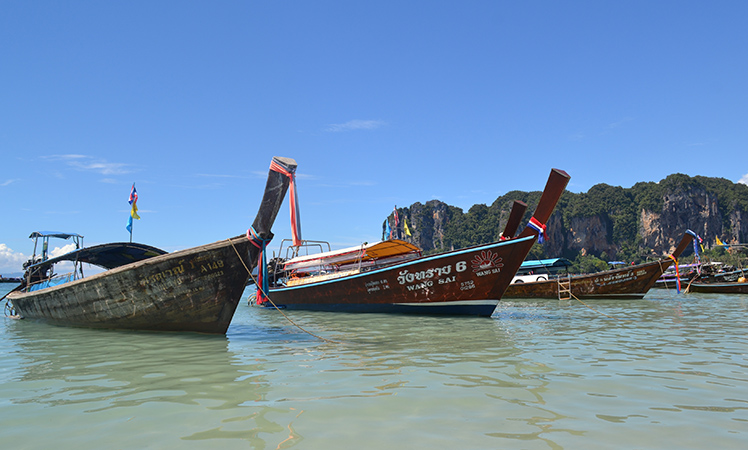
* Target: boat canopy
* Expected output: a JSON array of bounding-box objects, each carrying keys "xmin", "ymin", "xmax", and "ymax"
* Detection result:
[
  {"xmin": 284, "ymin": 239, "xmax": 421, "ymax": 271},
  {"xmin": 29, "ymin": 231, "xmax": 84, "ymax": 240},
  {"xmin": 27, "ymin": 242, "xmax": 167, "ymax": 270},
  {"xmin": 518, "ymin": 258, "xmax": 573, "ymax": 272}
]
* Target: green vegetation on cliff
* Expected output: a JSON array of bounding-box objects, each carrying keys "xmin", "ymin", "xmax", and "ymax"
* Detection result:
[{"xmin": 387, "ymin": 173, "xmax": 748, "ymax": 269}]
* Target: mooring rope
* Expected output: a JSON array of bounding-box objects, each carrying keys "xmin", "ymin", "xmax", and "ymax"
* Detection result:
[
  {"xmin": 227, "ymin": 238, "xmax": 340, "ymax": 344},
  {"xmin": 567, "ymin": 291, "xmax": 631, "ymax": 322},
  {"xmin": 1, "ymin": 285, "xmax": 22, "ymax": 319}
]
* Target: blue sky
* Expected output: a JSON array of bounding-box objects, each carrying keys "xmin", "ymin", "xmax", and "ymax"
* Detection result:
[{"xmin": 2, "ymin": 1, "xmax": 747, "ymax": 275}]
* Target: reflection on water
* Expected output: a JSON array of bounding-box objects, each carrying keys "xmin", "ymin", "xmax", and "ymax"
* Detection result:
[{"xmin": 1, "ymin": 285, "xmax": 748, "ymax": 449}]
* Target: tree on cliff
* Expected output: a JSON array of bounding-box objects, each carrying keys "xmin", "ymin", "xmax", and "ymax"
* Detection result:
[{"xmin": 385, "ymin": 173, "xmax": 748, "ymax": 266}]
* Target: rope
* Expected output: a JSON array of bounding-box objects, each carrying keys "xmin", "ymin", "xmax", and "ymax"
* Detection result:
[
  {"xmin": 2, "ymin": 284, "xmax": 22, "ymax": 319},
  {"xmin": 227, "ymin": 238, "xmax": 340, "ymax": 344},
  {"xmin": 567, "ymin": 291, "xmax": 631, "ymax": 323},
  {"xmin": 683, "ymin": 274, "xmax": 700, "ymax": 293},
  {"xmin": 247, "ymin": 226, "xmax": 272, "ymax": 306}
]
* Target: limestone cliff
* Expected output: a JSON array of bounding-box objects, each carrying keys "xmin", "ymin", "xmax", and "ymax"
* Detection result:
[{"xmin": 385, "ymin": 174, "xmax": 748, "ymax": 261}]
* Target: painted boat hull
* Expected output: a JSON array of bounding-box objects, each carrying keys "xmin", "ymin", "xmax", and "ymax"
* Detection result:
[
  {"xmin": 687, "ymin": 281, "xmax": 748, "ymax": 294},
  {"xmin": 8, "ymin": 237, "xmax": 253, "ymax": 333},
  {"xmin": 264, "ymin": 235, "xmax": 537, "ymax": 316},
  {"xmin": 503, "ymin": 259, "xmax": 673, "ymax": 299}
]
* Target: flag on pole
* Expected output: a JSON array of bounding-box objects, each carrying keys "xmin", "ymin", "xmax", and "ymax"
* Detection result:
[
  {"xmin": 126, "ymin": 183, "xmax": 140, "ymax": 234},
  {"xmin": 404, "ymin": 216, "xmax": 412, "ymax": 236}
]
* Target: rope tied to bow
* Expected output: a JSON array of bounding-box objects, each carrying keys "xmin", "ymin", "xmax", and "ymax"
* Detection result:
[{"xmin": 247, "ymin": 226, "xmax": 272, "ymax": 305}]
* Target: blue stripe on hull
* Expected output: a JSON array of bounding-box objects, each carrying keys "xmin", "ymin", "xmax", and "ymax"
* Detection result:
[{"xmin": 268, "ymin": 302, "xmax": 498, "ymax": 316}]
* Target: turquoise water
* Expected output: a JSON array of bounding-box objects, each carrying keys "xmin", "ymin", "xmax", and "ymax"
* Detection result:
[{"xmin": 1, "ymin": 283, "xmax": 747, "ymax": 449}]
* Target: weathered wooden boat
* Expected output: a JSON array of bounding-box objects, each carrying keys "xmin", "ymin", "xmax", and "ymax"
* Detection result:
[
  {"xmin": 685, "ymin": 266, "xmax": 748, "ymax": 294},
  {"xmin": 4, "ymin": 156, "xmax": 297, "ymax": 333},
  {"xmin": 502, "ymin": 232, "xmax": 695, "ymax": 299},
  {"xmin": 686, "ymin": 278, "xmax": 748, "ymax": 294},
  {"xmin": 254, "ymin": 168, "xmax": 570, "ymax": 316}
]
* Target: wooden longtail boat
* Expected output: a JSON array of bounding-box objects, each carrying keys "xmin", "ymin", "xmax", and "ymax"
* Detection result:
[
  {"xmin": 256, "ymin": 168, "xmax": 570, "ymax": 316},
  {"xmin": 4, "ymin": 156, "xmax": 297, "ymax": 333},
  {"xmin": 685, "ymin": 267, "xmax": 748, "ymax": 294},
  {"xmin": 686, "ymin": 280, "xmax": 748, "ymax": 294},
  {"xmin": 502, "ymin": 232, "xmax": 695, "ymax": 300}
]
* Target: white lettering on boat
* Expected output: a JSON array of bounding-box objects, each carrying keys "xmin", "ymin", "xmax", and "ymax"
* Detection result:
[
  {"xmin": 365, "ymin": 279, "xmax": 391, "ymax": 294},
  {"xmin": 593, "ymin": 270, "xmax": 639, "ymax": 287},
  {"xmin": 460, "ymin": 280, "xmax": 475, "ymax": 291},
  {"xmin": 398, "ymin": 265, "xmax": 453, "ymax": 285}
]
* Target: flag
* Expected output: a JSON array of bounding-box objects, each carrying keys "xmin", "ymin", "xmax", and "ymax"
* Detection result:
[
  {"xmin": 716, "ymin": 236, "xmax": 729, "ymax": 249},
  {"xmin": 126, "ymin": 183, "xmax": 140, "ymax": 233},
  {"xmin": 393, "ymin": 207, "xmax": 399, "ymax": 226},
  {"xmin": 404, "ymin": 216, "xmax": 412, "ymax": 236},
  {"xmin": 385, "ymin": 220, "xmax": 391, "ymax": 240}
]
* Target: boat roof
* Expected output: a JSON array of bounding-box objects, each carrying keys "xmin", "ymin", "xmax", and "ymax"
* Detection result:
[
  {"xmin": 519, "ymin": 258, "xmax": 573, "ymax": 270},
  {"xmin": 29, "ymin": 231, "xmax": 84, "ymax": 240},
  {"xmin": 27, "ymin": 242, "xmax": 167, "ymax": 270},
  {"xmin": 284, "ymin": 239, "xmax": 420, "ymax": 270}
]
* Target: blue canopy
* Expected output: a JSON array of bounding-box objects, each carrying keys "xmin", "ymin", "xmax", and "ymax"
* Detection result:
[
  {"xmin": 520, "ymin": 258, "xmax": 573, "ymax": 270},
  {"xmin": 29, "ymin": 231, "xmax": 84, "ymax": 240},
  {"xmin": 27, "ymin": 242, "xmax": 167, "ymax": 270}
]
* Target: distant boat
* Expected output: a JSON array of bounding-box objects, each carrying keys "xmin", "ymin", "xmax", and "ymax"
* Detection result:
[
  {"xmin": 3, "ymin": 156, "xmax": 296, "ymax": 333},
  {"xmin": 501, "ymin": 233, "xmax": 695, "ymax": 300},
  {"xmin": 0, "ymin": 276, "xmax": 22, "ymax": 284},
  {"xmin": 254, "ymin": 168, "xmax": 570, "ymax": 316},
  {"xmin": 686, "ymin": 278, "xmax": 748, "ymax": 294},
  {"xmin": 685, "ymin": 267, "xmax": 748, "ymax": 294}
]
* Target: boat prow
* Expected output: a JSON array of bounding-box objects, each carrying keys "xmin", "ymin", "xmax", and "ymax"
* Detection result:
[{"xmin": 6, "ymin": 156, "xmax": 298, "ymax": 333}]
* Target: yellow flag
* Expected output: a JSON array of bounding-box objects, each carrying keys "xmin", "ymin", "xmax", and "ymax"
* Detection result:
[
  {"xmin": 131, "ymin": 203, "xmax": 141, "ymax": 220},
  {"xmin": 404, "ymin": 217, "xmax": 412, "ymax": 236},
  {"xmin": 716, "ymin": 236, "xmax": 724, "ymax": 246}
]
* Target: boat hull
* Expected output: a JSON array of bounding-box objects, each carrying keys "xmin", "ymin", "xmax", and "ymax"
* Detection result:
[
  {"xmin": 8, "ymin": 237, "xmax": 253, "ymax": 333},
  {"xmin": 263, "ymin": 236, "xmax": 537, "ymax": 316},
  {"xmin": 503, "ymin": 259, "xmax": 672, "ymax": 299},
  {"xmin": 687, "ymin": 281, "xmax": 748, "ymax": 294}
]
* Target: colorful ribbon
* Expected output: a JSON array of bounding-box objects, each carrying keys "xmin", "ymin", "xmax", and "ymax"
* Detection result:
[
  {"xmin": 247, "ymin": 226, "xmax": 273, "ymax": 305},
  {"xmin": 270, "ymin": 159, "xmax": 302, "ymax": 246},
  {"xmin": 686, "ymin": 229, "xmax": 703, "ymax": 269},
  {"xmin": 528, "ymin": 217, "xmax": 547, "ymax": 243},
  {"xmin": 668, "ymin": 254, "xmax": 681, "ymax": 294}
]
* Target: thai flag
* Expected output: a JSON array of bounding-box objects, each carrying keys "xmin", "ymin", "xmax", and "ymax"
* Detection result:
[{"xmin": 129, "ymin": 184, "xmax": 138, "ymax": 206}]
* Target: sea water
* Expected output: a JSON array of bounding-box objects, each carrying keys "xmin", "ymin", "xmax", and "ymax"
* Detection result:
[{"xmin": 1, "ymin": 283, "xmax": 746, "ymax": 449}]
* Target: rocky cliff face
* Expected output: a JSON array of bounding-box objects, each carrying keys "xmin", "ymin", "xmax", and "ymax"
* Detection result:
[{"xmin": 386, "ymin": 174, "xmax": 748, "ymax": 261}]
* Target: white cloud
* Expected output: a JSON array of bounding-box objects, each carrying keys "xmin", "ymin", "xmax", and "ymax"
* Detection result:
[
  {"xmin": 42, "ymin": 155, "xmax": 132, "ymax": 175},
  {"xmin": 1, "ymin": 179, "xmax": 18, "ymax": 187},
  {"xmin": 0, "ymin": 243, "xmax": 27, "ymax": 275},
  {"xmin": 739, "ymin": 174, "xmax": 748, "ymax": 185},
  {"xmin": 0, "ymin": 242, "xmax": 80, "ymax": 275},
  {"xmin": 606, "ymin": 117, "xmax": 634, "ymax": 130},
  {"xmin": 325, "ymin": 119, "xmax": 386, "ymax": 132},
  {"xmin": 50, "ymin": 243, "xmax": 77, "ymax": 258}
]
